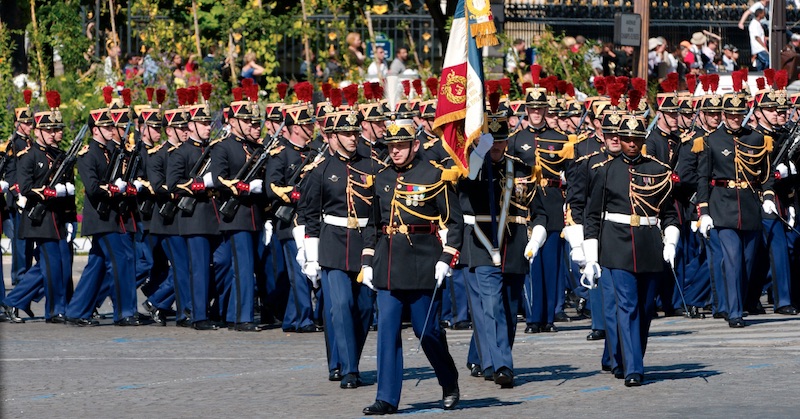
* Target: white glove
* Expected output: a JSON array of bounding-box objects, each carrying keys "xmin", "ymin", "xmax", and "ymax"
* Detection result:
[
  {"xmin": 202, "ymin": 172, "xmax": 214, "ymax": 188},
  {"xmin": 66, "ymin": 182, "xmax": 75, "ymax": 196},
  {"xmin": 467, "ymin": 133, "xmax": 494, "ymax": 180},
  {"xmin": 304, "ymin": 261, "xmax": 321, "ymax": 288},
  {"xmin": 113, "ymin": 178, "xmax": 127, "ymax": 193},
  {"xmin": 698, "ymin": 214, "xmax": 714, "ymax": 238},
  {"xmin": 524, "ymin": 225, "xmax": 548, "ymax": 261},
  {"xmin": 789, "ymin": 207, "xmax": 796, "ymax": 228},
  {"xmin": 66, "ymin": 222, "xmax": 77, "ymax": 242},
  {"xmin": 132, "ymin": 180, "xmax": 143, "ymax": 192},
  {"xmin": 562, "ymin": 224, "xmax": 584, "ymax": 249},
  {"xmin": 292, "ymin": 225, "xmax": 306, "ymax": 267},
  {"xmin": 0, "ymin": 180, "xmax": 8, "ymax": 193},
  {"xmin": 570, "ymin": 246, "xmax": 587, "ymax": 267},
  {"xmin": 434, "ymin": 261, "xmax": 450, "ymax": 289},
  {"xmin": 263, "ymin": 220, "xmax": 273, "ymax": 246},
  {"xmin": 776, "ymin": 163, "xmax": 789, "ymax": 179},
  {"xmin": 662, "ymin": 225, "xmax": 680, "ymax": 269},
  {"xmin": 762, "ymin": 199, "xmax": 778, "ymax": 215},
  {"xmin": 580, "ymin": 238, "xmax": 601, "ymax": 289},
  {"xmin": 248, "ymin": 179, "xmax": 263, "ymax": 194},
  {"xmin": 691, "ymin": 219, "xmax": 699, "ymax": 233},
  {"xmin": 438, "ymin": 228, "xmax": 448, "ymax": 246},
  {"xmin": 16, "ymin": 196, "xmax": 27, "ymax": 209},
  {"xmin": 790, "ymin": 161, "xmax": 797, "ymax": 175},
  {"xmin": 54, "ymin": 183, "xmax": 67, "ymax": 198},
  {"xmin": 361, "ymin": 266, "xmax": 375, "ymax": 290}
]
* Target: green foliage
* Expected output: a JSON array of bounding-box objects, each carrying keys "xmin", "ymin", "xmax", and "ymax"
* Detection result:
[
  {"xmin": 529, "ymin": 30, "xmax": 597, "ymax": 95},
  {"xmin": 39, "ymin": 1, "xmax": 91, "ymax": 74},
  {"xmin": 0, "ymin": 21, "xmax": 16, "ymax": 141}
]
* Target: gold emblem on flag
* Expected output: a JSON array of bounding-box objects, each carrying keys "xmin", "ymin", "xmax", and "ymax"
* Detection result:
[{"xmin": 442, "ymin": 70, "xmax": 467, "ymax": 105}]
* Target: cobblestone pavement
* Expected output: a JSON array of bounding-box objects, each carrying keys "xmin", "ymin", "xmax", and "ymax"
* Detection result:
[{"xmin": 2, "ymin": 256, "xmax": 800, "ymax": 418}]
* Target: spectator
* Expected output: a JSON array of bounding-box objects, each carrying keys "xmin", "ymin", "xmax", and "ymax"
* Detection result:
[
  {"xmin": 506, "ymin": 38, "xmax": 526, "ymax": 74},
  {"xmin": 680, "ymin": 40, "xmax": 696, "ymax": 68},
  {"xmin": 738, "ymin": 0, "xmax": 770, "ymax": 30},
  {"xmin": 299, "ymin": 48, "xmax": 325, "ymax": 82},
  {"xmin": 615, "ymin": 45, "xmax": 635, "ymax": 76},
  {"xmin": 648, "ymin": 37, "xmax": 665, "ymax": 77},
  {"xmin": 122, "ymin": 53, "xmax": 141, "ymax": 80},
  {"xmin": 781, "ymin": 34, "xmax": 800, "ymax": 81},
  {"xmin": 142, "ymin": 46, "xmax": 159, "ymax": 85},
  {"xmin": 750, "ymin": 8, "xmax": 769, "ymax": 70},
  {"xmin": 241, "ymin": 51, "xmax": 266, "ymax": 80},
  {"xmin": 203, "ymin": 45, "xmax": 218, "ymax": 65},
  {"xmin": 366, "ymin": 46, "xmax": 387, "ymax": 82},
  {"xmin": 170, "ymin": 53, "xmax": 189, "ymax": 87},
  {"xmin": 574, "ymin": 35, "xmax": 587, "ymax": 53},
  {"xmin": 326, "ymin": 44, "xmax": 344, "ymax": 80},
  {"xmin": 586, "ymin": 42, "xmax": 603, "ymax": 76},
  {"xmin": 345, "ymin": 32, "xmax": 366, "ymax": 69},
  {"xmin": 601, "ymin": 42, "xmax": 618, "ymax": 76},
  {"xmin": 389, "ymin": 46, "xmax": 408, "ymax": 75},
  {"xmin": 722, "ymin": 44, "xmax": 741, "ymax": 72},
  {"xmin": 674, "ymin": 45, "xmax": 689, "ymax": 79},
  {"xmin": 103, "ymin": 42, "xmax": 121, "ymax": 86}
]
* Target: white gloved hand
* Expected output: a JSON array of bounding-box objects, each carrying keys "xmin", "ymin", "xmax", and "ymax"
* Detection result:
[
  {"xmin": 434, "ymin": 261, "xmax": 450, "ymax": 289},
  {"xmin": 66, "ymin": 222, "xmax": 77, "ymax": 242},
  {"xmin": 66, "ymin": 182, "xmax": 75, "ymax": 196},
  {"xmin": 438, "ymin": 228, "xmax": 448, "ymax": 247},
  {"xmin": 54, "ymin": 183, "xmax": 67, "ymax": 198},
  {"xmin": 580, "ymin": 238, "xmax": 601, "ymax": 289},
  {"xmin": 248, "ymin": 179, "xmax": 263, "ymax": 194},
  {"xmin": 776, "ymin": 163, "xmax": 789, "ymax": 179},
  {"xmin": 360, "ymin": 266, "xmax": 375, "ymax": 291},
  {"xmin": 16, "ymin": 196, "xmax": 27, "ymax": 209},
  {"xmin": 0, "ymin": 180, "xmax": 8, "ymax": 193},
  {"xmin": 263, "ymin": 220, "xmax": 273, "ymax": 246},
  {"xmin": 691, "ymin": 219, "xmax": 699, "ymax": 233},
  {"xmin": 570, "ymin": 246, "xmax": 587, "ymax": 267},
  {"xmin": 789, "ymin": 207, "xmax": 797, "ymax": 228},
  {"xmin": 698, "ymin": 214, "xmax": 714, "ymax": 238},
  {"xmin": 562, "ymin": 224, "xmax": 584, "ymax": 250},
  {"xmin": 524, "ymin": 225, "xmax": 548, "ymax": 261},
  {"xmin": 762, "ymin": 199, "xmax": 778, "ymax": 215},
  {"xmin": 790, "ymin": 161, "xmax": 797, "ymax": 175},
  {"xmin": 467, "ymin": 133, "xmax": 494, "ymax": 180},
  {"xmin": 292, "ymin": 225, "xmax": 306, "ymax": 267},
  {"xmin": 132, "ymin": 180, "xmax": 143, "ymax": 192},
  {"xmin": 662, "ymin": 225, "xmax": 680, "ymax": 269},
  {"xmin": 113, "ymin": 178, "xmax": 127, "ymax": 193},
  {"xmin": 202, "ymin": 172, "xmax": 214, "ymax": 188},
  {"xmin": 304, "ymin": 261, "xmax": 321, "ymax": 288}
]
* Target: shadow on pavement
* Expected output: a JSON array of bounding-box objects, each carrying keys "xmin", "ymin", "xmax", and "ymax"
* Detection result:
[
  {"xmin": 403, "ymin": 397, "xmax": 523, "ymax": 414},
  {"xmin": 644, "ymin": 363, "xmax": 720, "ymax": 384}
]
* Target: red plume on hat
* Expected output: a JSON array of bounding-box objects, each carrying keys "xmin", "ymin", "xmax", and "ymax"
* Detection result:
[
  {"xmin": 46, "ymin": 90, "xmax": 61, "ymax": 109},
  {"xmin": 232, "ymin": 87, "xmax": 244, "ymax": 102},
  {"xmin": 121, "ymin": 88, "xmax": 132, "ymax": 107},
  {"xmin": 660, "ymin": 76, "xmax": 677, "ymax": 93},
  {"xmin": 247, "ymin": 85, "xmax": 258, "ymax": 102},
  {"xmin": 189, "ymin": 87, "xmax": 200, "ymax": 105},
  {"xmin": 764, "ymin": 68, "xmax": 775, "ymax": 87},
  {"xmin": 488, "ymin": 91, "xmax": 501, "ymax": 114},
  {"xmin": 330, "ymin": 88, "xmax": 343, "ymax": 109},
  {"xmin": 343, "ymin": 84, "xmax": 359, "ymax": 107},
  {"xmin": 542, "ymin": 76, "xmax": 558, "ymax": 94},
  {"xmin": 632, "ymin": 77, "xmax": 647, "ymax": 95},
  {"xmin": 594, "ymin": 76, "xmax": 606, "ymax": 95},
  {"xmin": 200, "ymin": 82, "xmax": 213, "ymax": 102},
  {"xmin": 412, "ymin": 79, "xmax": 422, "ymax": 97},
  {"xmin": 426, "ymin": 77, "xmax": 439, "ymax": 98},
  {"xmin": 627, "ymin": 89, "xmax": 642, "ymax": 112},
  {"xmin": 556, "ymin": 80, "xmax": 568, "ymax": 95},
  {"xmin": 709, "ymin": 74, "xmax": 720, "ymax": 92},
  {"xmin": 372, "ymin": 83, "xmax": 384, "ymax": 100},
  {"xmin": 363, "ymin": 82, "xmax": 374, "ymax": 101},
  {"xmin": 156, "ymin": 88, "xmax": 166, "ymax": 105},
  {"xmin": 616, "ymin": 76, "xmax": 630, "ymax": 90},
  {"xmin": 321, "ymin": 83, "xmax": 332, "ymax": 100},
  {"xmin": 608, "ymin": 83, "xmax": 625, "ymax": 107},
  {"xmin": 522, "ymin": 82, "xmax": 533, "ymax": 91},
  {"xmin": 531, "ymin": 64, "xmax": 542, "ymax": 86},
  {"xmin": 699, "ymin": 74, "xmax": 709, "ymax": 92},
  {"xmin": 294, "ymin": 81, "xmax": 313, "ymax": 103},
  {"xmin": 685, "ymin": 74, "xmax": 696, "ymax": 94},
  {"xmin": 146, "ymin": 87, "xmax": 155, "ymax": 103},
  {"xmin": 566, "ymin": 83, "xmax": 575, "ymax": 98},
  {"xmin": 103, "ymin": 86, "xmax": 114, "ymax": 105},
  {"xmin": 176, "ymin": 88, "xmax": 186, "ymax": 106},
  {"xmin": 731, "ymin": 70, "xmax": 743, "ymax": 92},
  {"xmin": 756, "ymin": 77, "xmax": 766, "ymax": 91},
  {"xmin": 401, "ymin": 80, "xmax": 411, "ymax": 97},
  {"xmin": 486, "ymin": 80, "xmax": 500, "ymax": 95},
  {"xmin": 605, "ymin": 76, "xmax": 617, "ymax": 87},
  {"xmin": 775, "ymin": 69, "xmax": 788, "ymax": 90},
  {"xmin": 23, "ymin": 89, "xmax": 32, "ymax": 105},
  {"xmin": 276, "ymin": 82, "xmax": 289, "ymax": 101},
  {"xmin": 499, "ymin": 78, "xmax": 511, "ymax": 96}
]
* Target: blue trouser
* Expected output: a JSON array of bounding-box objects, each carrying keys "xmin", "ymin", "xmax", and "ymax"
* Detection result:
[
  {"xmin": 608, "ymin": 269, "xmax": 657, "ymax": 378},
  {"xmin": 67, "ymin": 233, "xmax": 136, "ymax": 322},
  {"xmin": 322, "ymin": 269, "xmax": 373, "ymax": 375},
  {"xmin": 143, "ymin": 233, "xmax": 172, "ymax": 308},
  {"xmin": 4, "ymin": 240, "xmax": 70, "ymax": 319},
  {"xmin": 281, "ymin": 238, "xmax": 314, "ymax": 330},
  {"xmin": 159, "ymin": 235, "xmax": 190, "ymax": 320},
  {"xmin": 685, "ymin": 231, "xmax": 710, "ymax": 307},
  {"xmin": 471, "ymin": 266, "xmax": 515, "ymax": 372},
  {"xmin": 706, "ymin": 229, "xmax": 726, "ymax": 316},
  {"xmin": 671, "ymin": 222, "xmax": 692, "ymax": 310},
  {"xmin": 10, "ymin": 212, "xmax": 34, "ymax": 285},
  {"xmin": 762, "ymin": 219, "xmax": 793, "ymax": 310},
  {"xmin": 186, "ymin": 235, "xmax": 222, "ymax": 323},
  {"xmin": 526, "ymin": 231, "xmax": 563, "ymax": 324},
  {"xmin": 464, "ymin": 269, "xmax": 486, "ymax": 370},
  {"xmin": 713, "ymin": 228, "xmax": 759, "ymax": 320},
  {"xmin": 375, "ymin": 289, "xmax": 458, "ymax": 408},
  {"xmin": 134, "ymin": 222, "xmax": 152, "ymax": 289},
  {"xmin": 256, "ymin": 238, "xmax": 289, "ymax": 321},
  {"xmin": 441, "ymin": 268, "xmax": 469, "ymax": 325},
  {"xmin": 599, "ymin": 269, "xmax": 619, "ymax": 370},
  {"xmin": 560, "ymin": 242, "xmax": 590, "ymax": 314},
  {"xmin": 320, "ymin": 271, "xmax": 340, "ymax": 373},
  {"xmin": 589, "ymin": 286, "xmax": 604, "ymax": 330},
  {"xmin": 225, "ymin": 230, "xmax": 257, "ymax": 324},
  {"xmin": 211, "ymin": 238, "xmax": 232, "ymax": 320}
]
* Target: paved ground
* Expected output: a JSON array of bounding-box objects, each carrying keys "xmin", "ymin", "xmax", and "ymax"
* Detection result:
[{"xmin": 2, "ymin": 256, "xmax": 800, "ymax": 418}]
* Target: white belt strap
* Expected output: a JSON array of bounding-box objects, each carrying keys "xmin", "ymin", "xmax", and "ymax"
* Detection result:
[
  {"xmin": 603, "ymin": 212, "xmax": 658, "ymax": 226},
  {"xmin": 323, "ymin": 214, "xmax": 368, "ymax": 228}
]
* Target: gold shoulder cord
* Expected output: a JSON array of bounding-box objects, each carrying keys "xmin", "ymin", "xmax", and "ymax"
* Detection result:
[
  {"xmin": 346, "ymin": 164, "xmax": 374, "ymax": 230},
  {"xmin": 628, "ymin": 167, "xmax": 673, "ymax": 225},
  {"xmin": 390, "ymin": 177, "xmax": 447, "ymax": 244},
  {"xmin": 733, "ymin": 137, "xmax": 771, "ymax": 192}
]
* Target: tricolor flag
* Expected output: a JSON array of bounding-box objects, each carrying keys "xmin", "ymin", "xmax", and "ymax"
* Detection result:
[{"xmin": 432, "ymin": 0, "xmax": 498, "ymax": 177}]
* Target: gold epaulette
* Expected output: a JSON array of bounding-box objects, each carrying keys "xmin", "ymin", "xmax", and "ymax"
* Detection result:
[
  {"xmin": 575, "ymin": 132, "xmax": 589, "ymax": 143},
  {"xmin": 641, "ymin": 144, "xmax": 648, "ymax": 156},
  {"xmin": 0, "ymin": 141, "xmax": 8, "ymax": 153},
  {"xmin": 17, "ymin": 146, "xmax": 30, "ymax": 157},
  {"xmin": 423, "ymin": 139, "xmax": 438, "ymax": 150},
  {"xmin": 591, "ymin": 156, "xmax": 613, "ymax": 170},
  {"xmin": 691, "ymin": 137, "xmax": 705, "ymax": 153},
  {"xmin": 680, "ymin": 131, "xmax": 695, "ymax": 143},
  {"xmin": 557, "ymin": 134, "xmax": 577, "ymax": 160},
  {"xmin": 576, "ymin": 150, "xmax": 601, "ymax": 163},
  {"xmin": 430, "ymin": 160, "xmax": 461, "ymax": 183},
  {"xmin": 764, "ymin": 135, "xmax": 773, "ymax": 153},
  {"xmin": 268, "ymin": 145, "xmax": 285, "ymax": 156},
  {"xmin": 167, "ymin": 144, "xmax": 180, "ymax": 153},
  {"xmin": 147, "ymin": 143, "xmax": 165, "ymax": 155},
  {"xmin": 208, "ymin": 136, "xmax": 226, "ymax": 147},
  {"xmin": 77, "ymin": 144, "xmax": 90, "ymax": 156}
]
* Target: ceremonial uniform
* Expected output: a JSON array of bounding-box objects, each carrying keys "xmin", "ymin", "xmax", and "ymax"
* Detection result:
[{"xmin": 8, "ymin": 95, "xmax": 36, "ymax": 287}]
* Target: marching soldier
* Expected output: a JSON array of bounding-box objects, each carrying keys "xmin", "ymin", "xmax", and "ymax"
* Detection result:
[
  {"xmin": 2, "ymin": 91, "xmax": 74, "ymax": 323},
  {"xmin": 360, "ymin": 118, "xmax": 462, "ymax": 415},
  {"xmin": 302, "ymin": 108, "xmax": 375, "ymax": 389},
  {"xmin": 211, "ymin": 80, "xmax": 266, "ymax": 331},
  {"xmin": 695, "ymin": 70, "xmax": 776, "ymax": 328},
  {"xmin": 647, "ymin": 73, "xmax": 681, "ymax": 167},
  {"xmin": 508, "ymin": 65, "xmax": 577, "ymax": 333},
  {"xmin": 582, "ymin": 112, "xmax": 679, "ymax": 386},
  {"xmin": 359, "ymin": 81, "xmax": 389, "ymax": 169},
  {"xmin": 8, "ymin": 89, "xmax": 36, "ymax": 291}
]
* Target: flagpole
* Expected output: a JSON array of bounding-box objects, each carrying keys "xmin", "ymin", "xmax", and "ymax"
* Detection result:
[
  {"xmin": 108, "ymin": 0, "xmax": 120, "ymax": 70},
  {"xmin": 29, "ymin": 0, "xmax": 47, "ymax": 93}
]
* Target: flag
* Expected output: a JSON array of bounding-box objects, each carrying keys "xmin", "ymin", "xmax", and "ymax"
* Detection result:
[{"xmin": 432, "ymin": 0, "xmax": 498, "ymax": 177}]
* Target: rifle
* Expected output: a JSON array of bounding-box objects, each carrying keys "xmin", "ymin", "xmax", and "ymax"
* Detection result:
[
  {"xmin": 118, "ymin": 126, "xmax": 142, "ymax": 214},
  {"xmin": 217, "ymin": 126, "xmax": 286, "ymax": 220},
  {"xmin": 274, "ymin": 142, "xmax": 329, "ymax": 223},
  {"xmin": 773, "ymin": 120, "xmax": 800, "ymax": 168},
  {"xmin": 176, "ymin": 128, "xmax": 228, "ymax": 215},
  {"xmin": 28, "ymin": 124, "xmax": 88, "ymax": 223},
  {"xmin": 97, "ymin": 121, "xmax": 135, "ymax": 217}
]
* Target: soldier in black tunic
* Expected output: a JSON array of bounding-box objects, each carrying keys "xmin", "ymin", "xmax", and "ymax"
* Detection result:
[{"xmin": 8, "ymin": 90, "xmax": 36, "ymax": 294}]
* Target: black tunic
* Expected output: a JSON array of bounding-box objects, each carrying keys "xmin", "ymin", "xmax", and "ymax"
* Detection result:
[
  {"xmin": 211, "ymin": 134, "xmax": 265, "ymax": 232},
  {"xmin": 17, "ymin": 143, "xmax": 71, "ymax": 240},
  {"xmin": 168, "ymin": 138, "xmax": 221, "ymax": 236},
  {"xmin": 78, "ymin": 139, "xmax": 135, "ymax": 236}
]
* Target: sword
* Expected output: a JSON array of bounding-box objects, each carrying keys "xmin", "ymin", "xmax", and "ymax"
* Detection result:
[
  {"xmin": 645, "ymin": 113, "xmax": 660, "ymax": 138},
  {"xmin": 414, "ymin": 286, "xmax": 440, "ymax": 358},
  {"xmin": 669, "ymin": 265, "xmax": 699, "ymax": 319},
  {"xmin": 495, "ymin": 158, "xmax": 515, "ymax": 248},
  {"xmin": 774, "ymin": 211, "xmax": 800, "ymax": 236}
]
